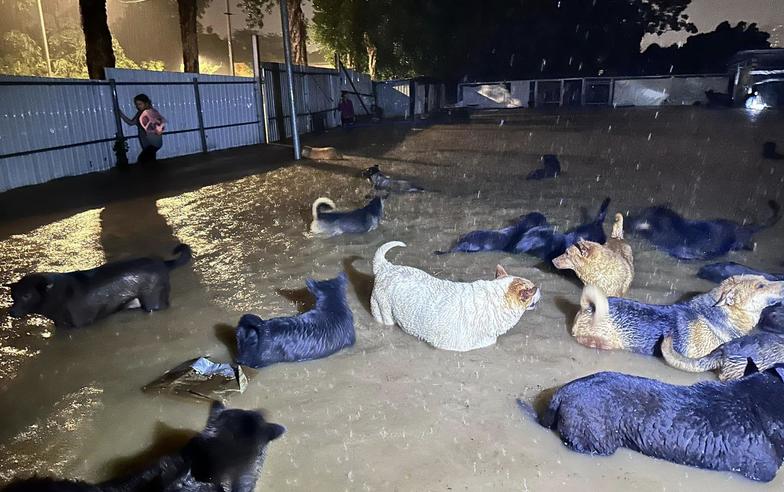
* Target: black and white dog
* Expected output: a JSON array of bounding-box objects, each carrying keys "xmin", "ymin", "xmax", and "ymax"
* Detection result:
[
  {"xmin": 6, "ymin": 244, "xmax": 192, "ymax": 328},
  {"xmin": 1, "ymin": 402, "xmax": 285, "ymax": 492},
  {"xmin": 361, "ymin": 165, "xmax": 424, "ymax": 193},
  {"xmin": 308, "ymin": 196, "xmax": 384, "ymax": 236}
]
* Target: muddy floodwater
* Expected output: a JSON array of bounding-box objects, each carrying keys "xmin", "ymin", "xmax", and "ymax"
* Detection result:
[{"xmin": 1, "ymin": 108, "xmax": 783, "ymax": 491}]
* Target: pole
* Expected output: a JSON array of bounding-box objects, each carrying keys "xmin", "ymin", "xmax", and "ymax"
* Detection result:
[
  {"xmin": 251, "ymin": 34, "xmax": 269, "ymax": 144},
  {"xmin": 109, "ymin": 79, "xmax": 128, "ymax": 167},
  {"xmin": 36, "ymin": 0, "xmax": 52, "ymax": 76},
  {"xmin": 225, "ymin": 0, "xmax": 235, "ymax": 76},
  {"xmin": 193, "ymin": 78, "xmax": 208, "ymax": 153},
  {"xmin": 279, "ymin": 0, "xmax": 301, "ymax": 159}
]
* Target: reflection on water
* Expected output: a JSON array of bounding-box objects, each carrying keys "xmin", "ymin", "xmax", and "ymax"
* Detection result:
[
  {"xmin": 0, "ymin": 385, "xmax": 103, "ymax": 481},
  {"xmin": 0, "ymin": 208, "xmax": 105, "ymax": 381}
]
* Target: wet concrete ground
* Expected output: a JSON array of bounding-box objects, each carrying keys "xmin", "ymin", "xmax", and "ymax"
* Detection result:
[{"xmin": 1, "ymin": 107, "xmax": 784, "ymax": 490}]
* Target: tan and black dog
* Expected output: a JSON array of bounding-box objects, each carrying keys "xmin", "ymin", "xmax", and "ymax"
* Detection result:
[
  {"xmin": 571, "ymin": 275, "xmax": 784, "ymax": 357},
  {"xmin": 552, "ymin": 213, "xmax": 633, "ymax": 297}
]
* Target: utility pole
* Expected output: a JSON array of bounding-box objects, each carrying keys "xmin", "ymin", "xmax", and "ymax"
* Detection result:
[
  {"xmin": 225, "ymin": 0, "xmax": 235, "ymax": 75},
  {"xmin": 279, "ymin": 0, "xmax": 301, "ymax": 159},
  {"xmin": 36, "ymin": 0, "xmax": 52, "ymax": 76}
]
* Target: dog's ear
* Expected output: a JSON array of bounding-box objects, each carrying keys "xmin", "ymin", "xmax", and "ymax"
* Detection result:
[
  {"xmin": 305, "ymin": 278, "xmax": 319, "ymax": 292},
  {"xmin": 743, "ymin": 358, "xmax": 760, "ymax": 377},
  {"xmin": 265, "ymin": 423, "xmax": 286, "ymax": 442},
  {"xmin": 773, "ymin": 366, "xmax": 784, "ymax": 383},
  {"xmin": 713, "ymin": 288, "xmax": 737, "ymax": 307},
  {"xmin": 495, "ymin": 265, "xmax": 508, "ymax": 279}
]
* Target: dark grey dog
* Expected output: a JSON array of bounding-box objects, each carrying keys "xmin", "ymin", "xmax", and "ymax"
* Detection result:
[
  {"xmin": 1, "ymin": 401, "xmax": 285, "ymax": 492},
  {"xmin": 361, "ymin": 165, "xmax": 424, "ymax": 193},
  {"xmin": 7, "ymin": 244, "xmax": 191, "ymax": 328}
]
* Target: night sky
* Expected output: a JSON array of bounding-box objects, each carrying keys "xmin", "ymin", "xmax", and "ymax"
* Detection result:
[{"xmin": 202, "ymin": 0, "xmax": 783, "ymax": 47}]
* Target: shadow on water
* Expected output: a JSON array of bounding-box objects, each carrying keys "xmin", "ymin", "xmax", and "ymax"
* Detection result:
[
  {"xmin": 103, "ymin": 422, "xmax": 197, "ymax": 478},
  {"xmin": 553, "ymin": 296, "xmax": 580, "ymax": 330},
  {"xmin": 214, "ymin": 323, "xmax": 238, "ymax": 359},
  {"xmin": 343, "ymin": 256, "xmax": 374, "ymax": 313},
  {"xmin": 277, "ymin": 287, "xmax": 316, "ymax": 313}
]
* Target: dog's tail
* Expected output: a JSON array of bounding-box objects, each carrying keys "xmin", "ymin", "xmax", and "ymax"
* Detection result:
[
  {"xmin": 594, "ymin": 197, "xmax": 611, "ymax": 224},
  {"xmin": 610, "ymin": 213, "xmax": 624, "ymax": 240},
  {"xmin": 311, "ymin": 197, "xmax": 336, "ymax": 220},
  {"xmin": 164, "ymin": 243, "xmax": 192, "ymax": 269},
  {"xmin": 579, "ymin": 284, "xmax": 609, "ymax": 329},
  {"xmin": 373, "ymin": 241, "xmax": 406, "ymax": 274},
  {"xmin": 661, "ymin": 336, "xmax": 721, "ymax": 374},
  {"xmin": 759, "ymin": 200, "xmax": 781, "ymax": 229}
]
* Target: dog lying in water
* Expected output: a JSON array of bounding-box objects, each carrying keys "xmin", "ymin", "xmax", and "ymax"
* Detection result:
[
  {"xmin": 371, "ymin": 241, "xmax": 540, "ymax": 351},
  {"xmin": 435, "ymin": 198, "xmax": 610, "ymax": 260},
  {"xmin": 518, "ymin": 362, "xmax": 784, "ymax": 482},
  {"xmin": 235, "ymin": 273, "xmax": 355, "ymax": 368},
  {"xmin": 308, "ymin": 196, "xmax": 384, "ymax": 236},
  {"xmin": 434, "ymin": 212, "xmax": 547, "ymax": 255},
  {"xmin": 571, "ymin": 275, "xmax": 784, "ymax": 357},
  {"xmin": 361, "ymin": 165, "xmax": 424, "ymax": 193},
  {"xmin": 698, "ymin": 262, "xmax": 784, "ymax": 333},
  {"xmin": 625, "ymin": 200, "xmax": 780, "ymax": 260},
  {"xmin": 1, "ymin": 401, "xmax": 285, "ymax": 492},
  {"xmin": 6, "ymin": 244, "xmax": 192, "ymax": 328},
  {"xmin": 662, "ymin": 331, "xmax": 784, "ymax": 380},
  {"xmin": 552, "ymin": 213, "xmax": 633, "ymax": 296},
  {"xmin": 511, "ymin": 197, "xmax": 611, "ymax": 260},
  {"xmin": 525, "ymin": 154, "xmax": 560, "ymax": 180}
]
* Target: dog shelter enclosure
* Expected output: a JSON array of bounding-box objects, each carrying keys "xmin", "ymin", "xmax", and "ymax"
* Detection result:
[{"xmin": 0, "ymin": 64, "xmax": 446, "ymax": 193}]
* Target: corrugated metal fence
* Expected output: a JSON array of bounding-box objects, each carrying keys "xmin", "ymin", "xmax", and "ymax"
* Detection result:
[{"xmin": 0, "ymin": 64, "xmax": 399, "ymax": 192}]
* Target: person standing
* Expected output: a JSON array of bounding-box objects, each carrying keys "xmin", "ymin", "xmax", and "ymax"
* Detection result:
[
  {"xmin": 120, "ymin": 94, "xmax": 166, "ymax": 165},
  {"xmin": 338, "ymin": 92, "xmax": 356, "ymax": 128}
]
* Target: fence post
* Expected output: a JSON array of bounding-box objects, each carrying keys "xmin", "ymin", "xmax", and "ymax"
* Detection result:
[
  {"xmin": 108, "ymin": 78, "xmax": 128, "ymax": 167},
  {"xmin": 251, "ymin": 34, "xmax": 269, "ymax": 144},
  {"xmin": 609, "ymin": 78, "xmax": 616, "ymax": 107},
  {"xmin": 192, "ymin": 77, "xmax": 208, "ymax": 153},
  {"xmin": 581, "ymin": 78, "xmax": 587, "ymax": 106}
]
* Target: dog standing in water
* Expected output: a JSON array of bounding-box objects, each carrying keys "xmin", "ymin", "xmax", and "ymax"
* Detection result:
[
  {"xmin": 235, "ymin": 273, "xmax": 355, "ymax": 368},
  {"xmin": 571, "ymin": 275, "xmax": 784, "ymax": 357},
  {"xmin": 1, "ymin": 401, "xmax": 285, "ymax": 492},
  {"xmin": 371, "ymin": 241, "xmax": 540, "ymax": 351},
  {"xmin": 6, "ymin": 244, "xmax": 192, "ymax": 328},
  {"xmin": 308, "ymin": 196, "xmax": 384, "ymax": 237}
]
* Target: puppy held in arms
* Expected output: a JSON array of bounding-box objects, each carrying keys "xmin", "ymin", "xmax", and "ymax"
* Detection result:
[
  {"xmin": 370, "ymin": 241, "xmax": 540, "ymax": 351},
  {"xmin": 235, "ymin": 273, "xmax": 355, "ymax": 368},
  {"xmin": 571, "ymin": 275, "xmax": 784, "ymax": 357},
  {"xmin": 308, "ymin": 196, "xmax": 384, "ymax": 237},
  {"xmin": 6, "ymin": 244, "xmax": 192, "ymax": 329},
  {"xmin": 1, "ymin": 401, "xmax": 285, "ymax": 492},
  {"xmin": 552, "ymin": 213, "xmax": 634, "ymax": 297}
]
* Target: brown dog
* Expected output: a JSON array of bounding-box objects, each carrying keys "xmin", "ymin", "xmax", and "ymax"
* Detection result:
[
  {"xmin": 302, "ymin": 146, "xmax": 343, "ymax": 160},
  {"xmin": 552, "ymin": 213, "xmax": 633, "ymax": 296}
]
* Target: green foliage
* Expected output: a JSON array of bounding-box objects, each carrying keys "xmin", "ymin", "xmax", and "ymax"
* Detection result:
[
  {"xmin": 312, "ymin": 0, "xmax": 698, "ymax": 80},
  {"xmin": 238, "ymin": 0, "xmax": 277, "ymax": 30}
]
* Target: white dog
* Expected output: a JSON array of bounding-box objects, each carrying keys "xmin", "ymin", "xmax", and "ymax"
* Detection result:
[{"xmin": 370, "ymin": 241, "xmax": 540, "ymax": 351}]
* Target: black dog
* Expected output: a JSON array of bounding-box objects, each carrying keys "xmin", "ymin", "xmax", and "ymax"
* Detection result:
[
  {"xmin": 1, "ymin": 402, "xmax": 285, "ymax": 492},
  {"xmin": 7, "ymin": 244, "xmax": 192, "ymax": 328}
]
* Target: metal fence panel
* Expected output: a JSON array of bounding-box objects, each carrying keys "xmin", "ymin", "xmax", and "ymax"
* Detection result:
[{"xmin": 375, "ymin": 80, "xmax": 411, "ymax": 118}]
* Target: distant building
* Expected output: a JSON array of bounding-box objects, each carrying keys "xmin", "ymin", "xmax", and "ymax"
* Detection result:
[{"xmin": 728, "ymin": 49, "xmax": 784, "ymax": 107}]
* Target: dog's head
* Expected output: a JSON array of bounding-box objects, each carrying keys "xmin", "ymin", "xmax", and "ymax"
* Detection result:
[
  {"xmin": 305, "ymin": 272, "xmax": 348, "ymax": 298},
  {"xmin": 551, "ymin": 240, "xmax": 601, "ymax": 272},
  {"xmin": 187, "ymin": 401, "xmax": 285, "ymax": 490},
  {"xmin": 712, "ymin": 275, "xmax": 784, "ymax": 329},
  {"xmin": 361, "ymin": 165, "xmax": 381, "ymax": 179},
  {"xmin": 6, "ymin": 274, "xmax": 53, "ymax": 318},
  {"xmin": 495, "ymin": 265, "xmax": 539, "ymax": 311}
]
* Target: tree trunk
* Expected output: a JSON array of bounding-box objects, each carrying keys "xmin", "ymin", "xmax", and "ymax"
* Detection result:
[
  {"xmin": 177, "ymin": 0, "xmax": 199, "ymax": 72},
  {"xmin": 364, "ymin": 33, "xmax": 377, "ymax": 79},
  {"xmin": 287, "ymin": 0, "xmax": 307, "ymax": 66},
  {"xmin": 78, "ymin": 0, "xmax": 115, "ymax": 79}
]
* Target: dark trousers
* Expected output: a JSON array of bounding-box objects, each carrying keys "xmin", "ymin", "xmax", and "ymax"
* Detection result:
[{"xmin": 138, "ymin": 145, "xmax": 159, "ymax": 165}]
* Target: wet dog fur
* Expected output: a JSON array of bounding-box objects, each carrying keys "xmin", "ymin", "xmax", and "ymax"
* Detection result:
[
  {"xmin": 308, "ymin": 196, "xmax": 384, "ymax": 236},
  {"xmin": 1, "ymin": 401, "xmax": 285, "ymax": 492},
  {"xmin": 235, "ymin": 273, "xmax": 355, "ymax": 368},
  {"xmin": 6, "ymin": 244, "xmax": 192, "ymax": 328}
]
